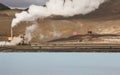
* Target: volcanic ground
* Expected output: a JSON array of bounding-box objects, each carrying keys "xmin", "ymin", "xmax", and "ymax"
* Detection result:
[{"xmin": 0, "ymin": 0, "xmax": 120, "ymax": 43}]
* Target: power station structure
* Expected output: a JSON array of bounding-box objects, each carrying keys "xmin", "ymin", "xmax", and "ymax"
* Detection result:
[
  {"xmin": 7, "ymin": 26, "xmax": 120, "ymax": 48},
  {"xmin": 8, "ymin": 26, "xmax": 26, "ymax": 44},
  {"xmin": 2, "ymin": 28, "xmax": 120, "ymax": 52}
]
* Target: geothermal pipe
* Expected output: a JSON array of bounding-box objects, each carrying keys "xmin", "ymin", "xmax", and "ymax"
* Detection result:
[{"xmin": 11, "ymin": 26, "xmax": 13, "ymax": 40}]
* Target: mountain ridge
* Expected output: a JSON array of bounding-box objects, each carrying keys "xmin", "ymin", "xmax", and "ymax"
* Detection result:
[{"xmin": 0, "ymin": 3, "xmax": 10, "ymax": 10}]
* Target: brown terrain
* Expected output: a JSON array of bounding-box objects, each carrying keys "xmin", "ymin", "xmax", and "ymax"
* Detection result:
[{"xmin": 0, "ymin": 0, "xmax": 120, "ymax": 43}]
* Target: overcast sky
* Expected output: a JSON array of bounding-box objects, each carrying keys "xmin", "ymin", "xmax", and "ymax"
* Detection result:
[{"xmin": 0, "ymin": 0, "xmax": 48, "ymax": 8}]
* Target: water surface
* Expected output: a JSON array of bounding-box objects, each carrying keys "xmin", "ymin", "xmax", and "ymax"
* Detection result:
[{"xmin": 0, "ymin": 53, "xmax": 120, "ymax": 75}]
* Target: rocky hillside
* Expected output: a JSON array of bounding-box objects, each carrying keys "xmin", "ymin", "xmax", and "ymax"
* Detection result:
[
  {"xmin": 12, "ymin": 0, "xmax": 120, "ymax": 43},
  {"xmin": 1, "ymin": 0, "xmax": 120, "ymax": 42},
  {"xmin": 83, "ymin": 0, "xmax": 120, "ymax": 19}
]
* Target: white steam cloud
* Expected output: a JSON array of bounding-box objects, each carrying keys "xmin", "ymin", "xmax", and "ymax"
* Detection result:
[
  {"xmin": 25, "ymin": 24, "xmax": 38, "ymax": 42},
  {"xmin": 0, "ymin": 37, "xmax": 22, "ymax": 46},
  {"xmin": 11, "ymin": 0, "xmax": 107, "ymax": 27},
  {"xmin": 9, "ymin": 0, "xmax": 107, "ymax": 43}
]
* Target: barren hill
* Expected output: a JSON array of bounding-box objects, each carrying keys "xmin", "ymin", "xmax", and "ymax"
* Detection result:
[
  {"xmin": 88, "ymin": 0, "xmax": 120, "ymax": 16},
  {"xmin": 1, "ymin": 0, "xmax": 120, "ymax": 42}
]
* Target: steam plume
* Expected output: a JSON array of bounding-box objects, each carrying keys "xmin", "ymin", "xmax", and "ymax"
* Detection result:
[
  {"xmin": 10, "ymin": 0, "xmax": 107, "ymax": 43},
  {"xmin": 0, "ymin": 37, "xmax": 22, "ymax": 46},
  {"xmin": 11, "ymin": 0, "xmax": 107, "ymax": 27},
  {"xmin": 25, "ymin": 24, "xmax": 38, "ymax": 42}
]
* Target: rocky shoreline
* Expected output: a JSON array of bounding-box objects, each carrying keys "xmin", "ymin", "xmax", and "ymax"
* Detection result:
[{"xmin": 1, "ymin": 44, "xmax": 120, "ymax": 52}]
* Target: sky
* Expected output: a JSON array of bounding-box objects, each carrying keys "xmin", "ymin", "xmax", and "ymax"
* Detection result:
[{"xmin": 0, "ymin": 0, "xmax": 48, "ymax": 8}]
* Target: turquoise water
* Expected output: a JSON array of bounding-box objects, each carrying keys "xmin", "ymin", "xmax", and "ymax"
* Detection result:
[{"xmin": 0, "ymin": 53, "xmax": 120, "ymax": 75}]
